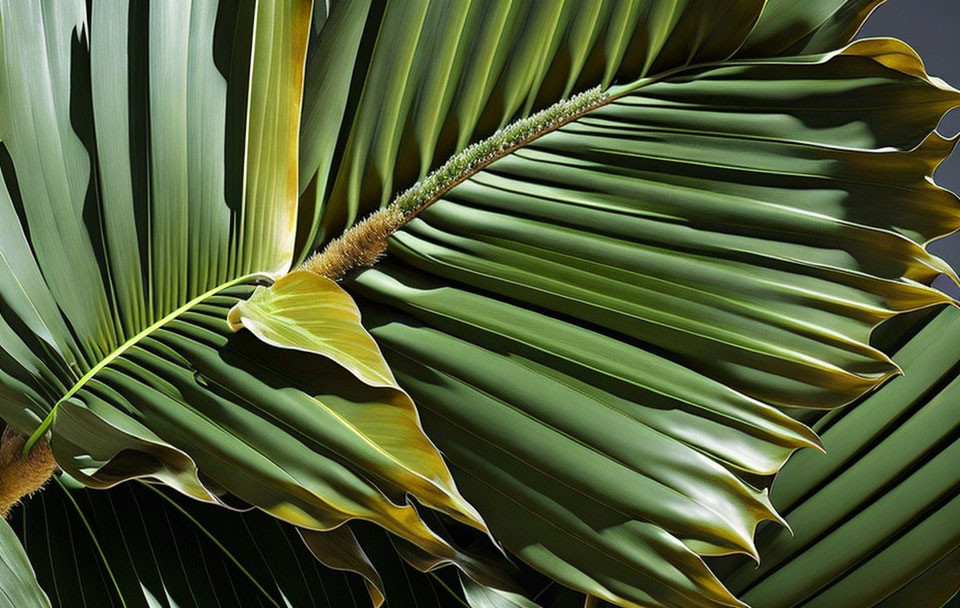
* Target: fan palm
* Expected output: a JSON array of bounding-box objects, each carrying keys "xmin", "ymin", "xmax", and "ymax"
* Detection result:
[{"xmin": 0, "ymin": 1, "xmax": 959, "ymax": 607}]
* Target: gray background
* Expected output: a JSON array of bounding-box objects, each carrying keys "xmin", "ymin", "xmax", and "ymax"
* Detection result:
[{"xmin": 858, "ymin": 0, "xmax": 960, "ymax": 297}]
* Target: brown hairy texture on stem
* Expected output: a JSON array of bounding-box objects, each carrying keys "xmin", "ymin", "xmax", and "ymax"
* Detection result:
[
  {"xmin": 0, "ymin": 425, "xmax": 57, "ymax": 518},
  {"xmin": 300, "ymin": 206, "xmax": 406, "ymax": 281}
]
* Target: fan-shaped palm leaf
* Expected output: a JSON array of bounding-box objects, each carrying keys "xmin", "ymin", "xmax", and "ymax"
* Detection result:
[
  {"xmin": 717, "ymin": 305, "xmax": 960, "ymax": 607},
  {"xmin": 1, "ymin": 1, "xmax": 959, "ymax": 607},
  {"xmin": 0, "ymin": 0, "xmax": 480, "ymax": 566}
]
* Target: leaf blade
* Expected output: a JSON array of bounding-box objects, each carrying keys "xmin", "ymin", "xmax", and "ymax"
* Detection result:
[
  {"xmin": 343, "ymin": 37, "xmax": 960, "ymax": 608},
  {"xmin": 226, "ymin": 270, "xmax": 486, "ymax": 535},
  {"xmin": 0, "ymin": 515, "xmax": 50, "ymax": 608}
]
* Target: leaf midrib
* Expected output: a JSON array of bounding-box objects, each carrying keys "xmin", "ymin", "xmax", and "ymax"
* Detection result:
[{"xmin": 22, "ymin": 272, "xmax": 273, "ymax": 456}]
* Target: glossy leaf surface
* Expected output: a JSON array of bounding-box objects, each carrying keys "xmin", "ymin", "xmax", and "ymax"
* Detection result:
[
  {"xmin": 719, "ymin": 305, "xmax": 960, "ymax": 607},
  {"xmin": 300, "ymin": 0, "xmax": 770, "ymax": 246},
  {"xmin": 0, "ymin": 515, "xmax": 49, "ymax": 608},
  {"xmin": 2, "ymin": 2, "xmax": 960, "ymax": 608},
  {"xmin": 0, "ymin": 0, "xmax": 472, "ymax": 568},
  {"xmin": 348, "ymin": 38, "xmax": 960, "ymax": 608},
  {"xmin": 738, "ymin": 0, "xmax": 885, "ymax": 57}
]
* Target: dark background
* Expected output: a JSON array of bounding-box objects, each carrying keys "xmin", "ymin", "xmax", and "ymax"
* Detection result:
[{"xmin": 858, "ymin": 0, "xmax": 960, "ymax": 297}]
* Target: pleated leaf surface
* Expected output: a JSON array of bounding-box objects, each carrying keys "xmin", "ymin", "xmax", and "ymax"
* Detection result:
[
  {"xmin": 0, "ymin": 0, "xmax": 478, "ymax": 565},
  {"xmin": 345, "ymin": 38, "xmax": 960, "ymax": 608},
  {"xmin": 300, "ymin": 0, "xmax": 771, "ymax": 246},
  {"xmin": 2, "ymin": 2, "xmax": 960, "ymax": 608},
  {"xmin": 12, "ymin": 477, "xmax": 371, "ymax": 608},
  {"xmin": 719, "ymin": 305, "xmax": 960, "ymax": 607}
]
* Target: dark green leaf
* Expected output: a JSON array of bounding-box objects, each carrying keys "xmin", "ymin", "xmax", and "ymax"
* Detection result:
[
  {"xmin": 300, "ymin": 0, "xmax": 769, "ymax": 247},
  {"xmin": 739, "ymin": 0, "xmax": 885, "ymax": 57},
  {"xmin": 13, "ymin": 478, "xmax": 368, "ymax": 608},
  {"xmin": 718, "ymin": 305, "xmax": 960, "ymax": 607},
  {"xmin": 348, "ymin": 38, "xmax": 960, "ymax": 608}
]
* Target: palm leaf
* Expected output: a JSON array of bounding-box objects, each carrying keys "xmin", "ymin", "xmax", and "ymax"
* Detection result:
[
  {"xmin": 323, "ymin": 521, "xmax": 476, "ymax": 608},
  {"xmin": 299, "ymin": 0, "xmax": 774, "ymax": 248},
  {"xmin": 12, "ymin": 475, "xmax": 487, "ymax": 608},
  {"xmin": 461, "ymin": 575, "xmax": 542, "ymax": 608},
  {"xmin": 716, "ymin": 305, "xmax": 960, "ymax": 607},
  {"xmin": 0, "ymin": 511, "xmax": 49, "ymax": 608},
  {"xmin": 298, "ymin": 0, "xmax": 890, "ymax": 249},
  {"xmin": 12, "ymin": 476, "xmax": 370, "ymax": 608},
  {"xmin": 322, "ymin": 34, "xmax": 960, "ymax": 607},
  {"xmin": 737, "ymin": 0, "xmax": 886, "ymax": 57},
  {"xmin": 266, "ymin": 3, "xmax": 960, "ymax": 606},
  {"xmin": 1, "ymin": 2, "xmax": 959, "ymax": 608},
  {"xmin": 0, "ymin": 0, "xmax": 478, "ymax": 565}
]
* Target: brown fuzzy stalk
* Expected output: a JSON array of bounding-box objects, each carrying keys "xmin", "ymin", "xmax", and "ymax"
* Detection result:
[
  {"xmin": 300, "ymin": 206, "xmax": 406, "ymax": 281},
  {"xmin": 0, "ymin": 425, "xmax": 57, "ymax": 518}
]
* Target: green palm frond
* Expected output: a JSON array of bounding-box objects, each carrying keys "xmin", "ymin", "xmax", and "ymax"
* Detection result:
[
  {"xmin": 0, "ymin": 0, "xmax": 478, "ymax": 569},
  {"xmin": 340, "ymin": 34, "xmax": 959, "ymax": 608},
  {"xmin": 13, "ymin": 477, "xmax": 370, "ymax": 607},
  {"xmin": 0, "ymin": 512, "xmax": 48, "ymax": 608},
  {"xmin": 717, "ymin": 305, "xmax": 960, "ymax": 608},
  {"xmin": 1, "ymin": 1, "xmax": 958, "ymax": 607}
]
